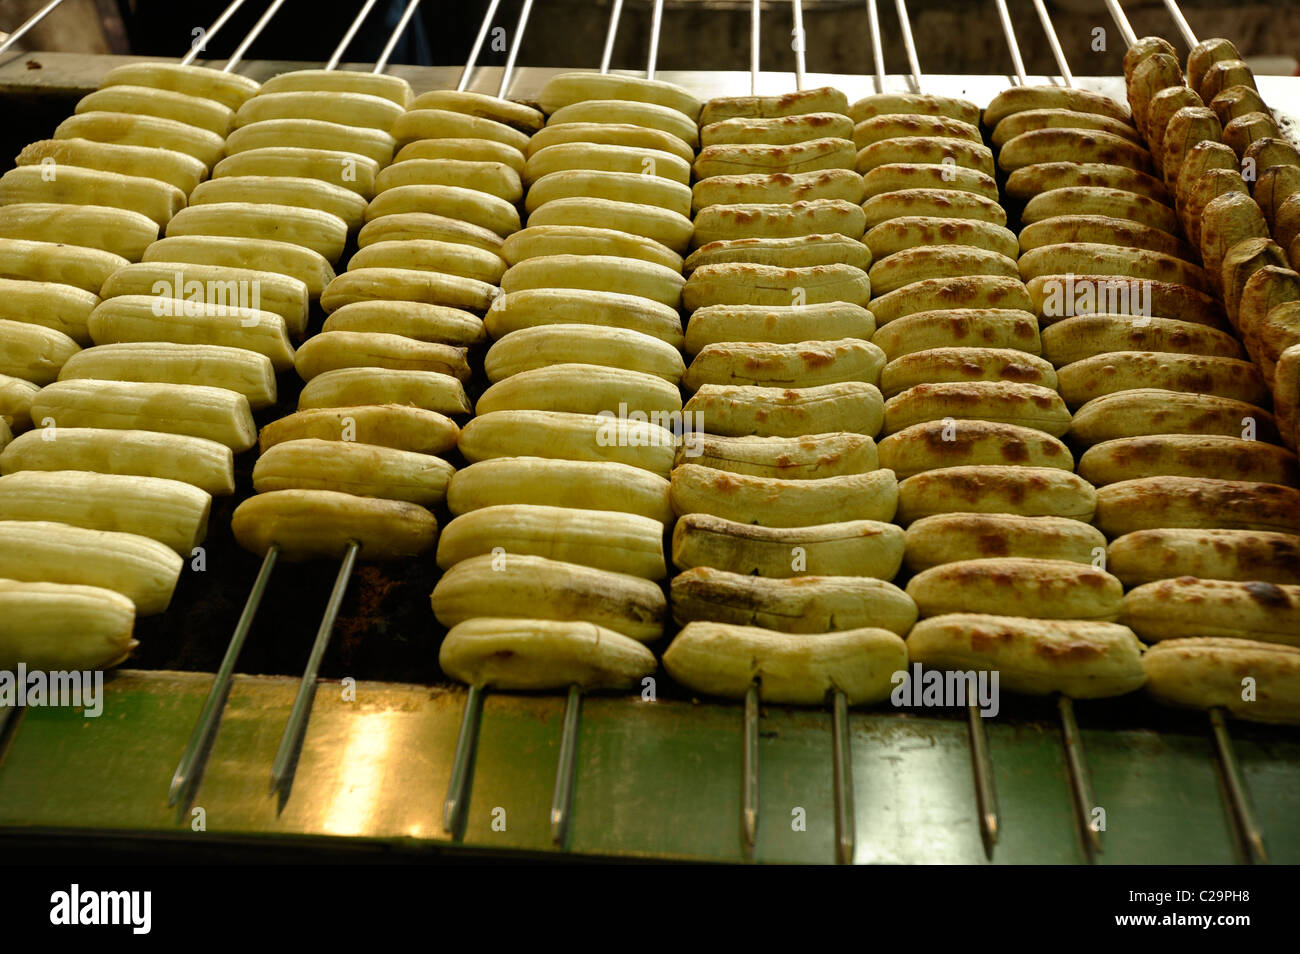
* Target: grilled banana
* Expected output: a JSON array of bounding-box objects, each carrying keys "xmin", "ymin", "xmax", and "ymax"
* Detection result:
[
  {"xmin": 439, "ymin": 618, "xmax": 656, "ymax": 691},
  {"xmin": 896, "ymin": 465, "xmax": 1097, "ymax": 525},
  {"xmin": 663, "ymin": 622, "xmax": 906, "ymax": 706},
  {"xmin": 432, "ymin": 554, "xmax": 667, "ymax": 643},
  {"xmin": 903, "ymin": 513, "xmax": 1106, "ymax": 573},
  {"xmin": 908, "ymin": 614, "xmax": 1145, "ymax": 699},
  {"xmin": 231, "ymin": 489, "xmax": 437, "ymax": 561}
]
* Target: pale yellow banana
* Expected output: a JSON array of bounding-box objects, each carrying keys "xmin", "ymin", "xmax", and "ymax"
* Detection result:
[
  {"xmin": 322, "ymin": 301, "xmax": 485, "ymax": 348},
  {"xmin": 500, "ymin": 253, "xmax": 684, "ymax": 308},
  {"xmin": 0, "ymin": 319, "xmax": 80, "ymax": 385},
  {"xmin": 223, "ymin": 118, "xmax": 395, "ymax": 165},
  {"xmin": 16, "ymin": 137, "xmax": 206, "ymax": 195},
  {"xmin": 677, "ymin": 432, "xmax": 877, "ymax": 479},
  {"xmin": 446, "ymin": 457, "xmax": 672, "ymax": 523},
  {"xmin": 432, "ymin": 554, "xmax": 666, "ymax": 643},
  {"xmin": 32, "ymin": 377, "xmax": 255, "ymax": 450},
  {"xmin": 375, "ymin": 158, "xmax": 522, "ymax": 203},
  {"xmin": 142, "ymin": 234, "xmax": 335, "ymax": 300},
  {"xmin": 0, "ymin": 202, "xmax": 158, "ymax": 260},
  {"xmin": 439, "ymin": 618, "xmax": 656, "ymax": 691},
  {"xmin": 320, "ymin": 267, "xmax": 496, "ymax": 315},
  {"xmin": 670, "ymin": 463, "xmax": 897, "ymax": 527},
  {"xmin": 165, "ymin": 202, "xmax": 348, "ymax": 262},
  {"xmin": 99, "ymin": 62, "xmax": 260, "ymax": 110},
  {"xmin": 0, "ymin": 237, "xmax": 128, "ymax": 294},
  {"xmin": 503, "ymin": 223, "xmax": 685, "ymax": 272},
  {"xmin": 54, "ymin": 111, "xmax": 225, "ymax": 168},
  {"xmin": 234, "ymin": 90, "xmax": 403, "ymax": 133},
  {"xmin": 485, "ymin": 324, "xmax": 684, "ymax": 383},
  {"xmin": 457, "ymin": 410, "xmax": 675, "ymax": 478},
  {"xmin": 231, "ymin": 488, "xmax": 437, "ymax": 561},
  {"xmin": 75, "ymin": 84, "xmax": 234, "ymax": 136},
  {"xmin": 293, "ymin": 331, "xmax": 469, "ymax": 383},
  {"xmin": 684, "ymin": 302, "xmax": 874, "ymax": 353},
  {"xmin": 189, "ymin": 175, "xmax": 368, "ymax": 231},
  {"xmin": 0, "ymin": 579, "xmax": 136, "ymax": 672},
  {"xmin": 212, "ymin": 146, "xmax": 379, "ymax": 198},
  {"xmin": 297, "ymin": 368, "xmax": 470, "ymax": 417},
  {"xmin": 0, "ymin": 521, "xmax": 181, "ymax": 616},
  {"xmin": 476, "ymin": 361, "xmax": 682, "ymax": 417},
  {"xmin": 59, "ymin": 342, "xmax": 276, "ymax": 410},
  {"xmin": 86, "ymin": 294, "xmax": 294, "ymax": 372},
  {"xmin": 0, "ymin": 427, "xmax": 234, "ymax": 496},
  {"xmin": 258, "ymin": 405, "xmax": 459, "ymax": 457},
  {"xmin": 252, "ymin": 438, "xmax": 454, "ymax": 506},
  {"xmin": 484, "ymin": 289, "xmax": 684, "ymax": 349},
  {"xmin": 436, "ymin": 504, "xmax": 666, "ymax": 579},
  {"xmin": 523, "ymin": 142, "xmax": 691, "ymax": 187},
  {"xmin": 0, "ymin": 470, "xmax": 210, "ymax": 554},
  {"xmin": 366, "ymin": 184, "xmax": 521, "ymax": 237}
]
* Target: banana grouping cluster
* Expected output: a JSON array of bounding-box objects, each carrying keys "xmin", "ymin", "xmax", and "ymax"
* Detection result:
[
  {"xmin": 430, "ymin": 73, "xmax": 707, "ymax": 689},
  {"xmin": 0, "ymin": 63, "xmax": 267, "ymax": 671},
  {"xmin": 656, "ymin": 86, "xmax": 911, "ymax": 706},
  {"xmin": 1101, "ymin": 37, "xmax": 1300, "ymax": 723},
  {"xmin": 837, "ymin": 89, "xmax": 1140, "ymax": 698},
  {"xmin": 228, "ymin": 77, "xmax": 536, "ymax": 560}
]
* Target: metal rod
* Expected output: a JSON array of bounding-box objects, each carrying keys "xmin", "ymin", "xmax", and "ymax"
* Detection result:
[
  {"xmin": 1032, "ymin": 0, "xmax": 1074, "ymax": 87},
  {"xmin": 865, "ymin": 0, "xmax": 886, "ymax": 94},
  {"xmin": 1163, "ymin": 0, "xmax": 1199, "ymax": 49},
  {"xmin": 967, "ymin": 704, "xmax": 999, "ymax": 858},
  {"xmin": 549, "ymin": 684, "xmax": 582, "ymax": 847},
  {"xmin": 1210, "ymin": 707, "xmax": 1269, "ymax": 864},
  {"xmin": 169, "ymin": 545, "xmax": 279, "ymax": 806},
  {"xmin": 457, "ymin": 0, "xmax": 503, "ymax": 91},
  {"xmin": 993, "ymin": 0, "xmax": 1028, "ymax": 85},
  {"xmin": 1104, "ymin": 0, "xmax": 1139, "ymax": 50},
  {"xmin": 223, "ymin": 0, "xmax": 290, "ymax": 72},
  {"xmin": 178, "ymin": 0, "xmax": 251, "ymax": 66},
  {"xmin": 646, "ymin": 0, "xmax": 665, "ymax": 81},
  {"xmin": 792, "ymin": 0, "xmax": 806, "ymax": 90},
  {"xmin": 750, "ymin": 0, "xmax": 761, "ymax": 94},
  {"xmin": 831, "ymin": 690, "xmax": 855, "ymax": 865},
  {"xmin": 373, "ymin": 0, "xmax": 424, "ymax": 74},
  {"xmin": 600, "ymin": 0, "xmax": 625, "ymax": 73},
  {"xmin": 269, "ymin": 541, "xmax": 360, "ymax": 801},
  {"xmin": 497, "ymin": 0, "xmax": 535, "ymax": 97},
  {"xmin": 442, "ymin": 684, "xmax": 485, "ymax": 837},
  {"xmin": 1058, "ymin": 694, "xmax": 1102, "ymax": 859},
  {"xmin": 742, "ymin": 683, "xmax": 760, "ymax": 850},
  {"xmin": 893, "ymin": 0, "xmax": 922, "ymax": 93},
  {"xmin": 0, "ymin": 0, "xmax": 70, "ymax": 57},
  {"xmin": 326, "ymin": 0, "xmax": 383, "ymax": 70}
]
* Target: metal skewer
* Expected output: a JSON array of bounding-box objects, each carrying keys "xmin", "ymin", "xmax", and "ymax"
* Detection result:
[
  {"xmin": 177, "ymin": 0, "xmax": 254, "ymax": 67},
  {"xmin": 893, "ymin": 0, "xmax": 921, "ymax": 94},
  {"xmin": 0, "ymin": 0, "xmax": 70, "ymax": 57},
  {"xmin": 830, "ymin": 689, "xmax": 855, "ymax": 865},
  {"xmin": 373, "ymin": 0, "xmax": 423, "ymax": 74},
  {"xmin": 993, "ymin": 0, "xmax": 1027, "ymax": 85},
  {"xmin": 1163, "ymin": 0, "xmax": 1199, "ymax": 49},
  {"xmin": 646, "ymin": 0, "xmax": 665, "ymax": 81},
  {"xmin": 1032, "ymin": 0, "xmax": 1073, "ymax": 87},
  {"xmin": 1209, "ymin": 708, "xmax": 1268, "ymax": 864},
  {"xmin": 326, "ymin": 0, "xmax": 383, "ymax": 70},
  {"xmin": 549, "ymin": 684, "xmax": 583, "ymax": 847},
  {"xmin": 750, "ymin": 0, "xmax": 761, "ymax": 94},
  {"xmin": 742, "ymin": 683, "xmax": 760, "ymax": 854},
  {"xmin": 865, "ymin": 0, "xmax": 886, "ymax": 94},
  {"xmin": 457, "ymin": 0, "xmax": 503, "ymax": 91},
  {"xmin": 1058, "ymin": 695, "xmax": 1102, "ymax": 859},
  {"xmin": 1103, "ymin": 0, "xmax": 1139, "ymax": 51},
  {"xmin": 792, "ymin": 0, "xmax": 806, "ymax": 90},
  {"xmin": 270, "ymin": 541, "xmax": 360, "ymax": 803},
  {"xmin": 497, "ymin": 0, "xmax": 535, "ymax": 98},
  {"xmin": 600, "ymin": 0, "xmax": 625, "ymax": 74},
  {"xmin": 168, "ymin": 546, "xmax": 278, "ymax": 807},
  {"xmin": 223, "ymin": 0, "xmax": 291, "ymax": 73},
  {"xmin": 885, "ymin": 0, "xmax": 1001, "ymax": 858},
  {"xmin": 442, "ymin": 684, "xmax": 485, "ymax": 837}
]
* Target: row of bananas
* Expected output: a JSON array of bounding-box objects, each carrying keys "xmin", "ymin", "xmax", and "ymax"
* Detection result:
[
  {"xmin": 430, "ymin": 73, "xmax": 708, "ymax": 688},
  {"xmin": 0, "ymin": 63, "xmax": 271, "ymax": 670}
]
